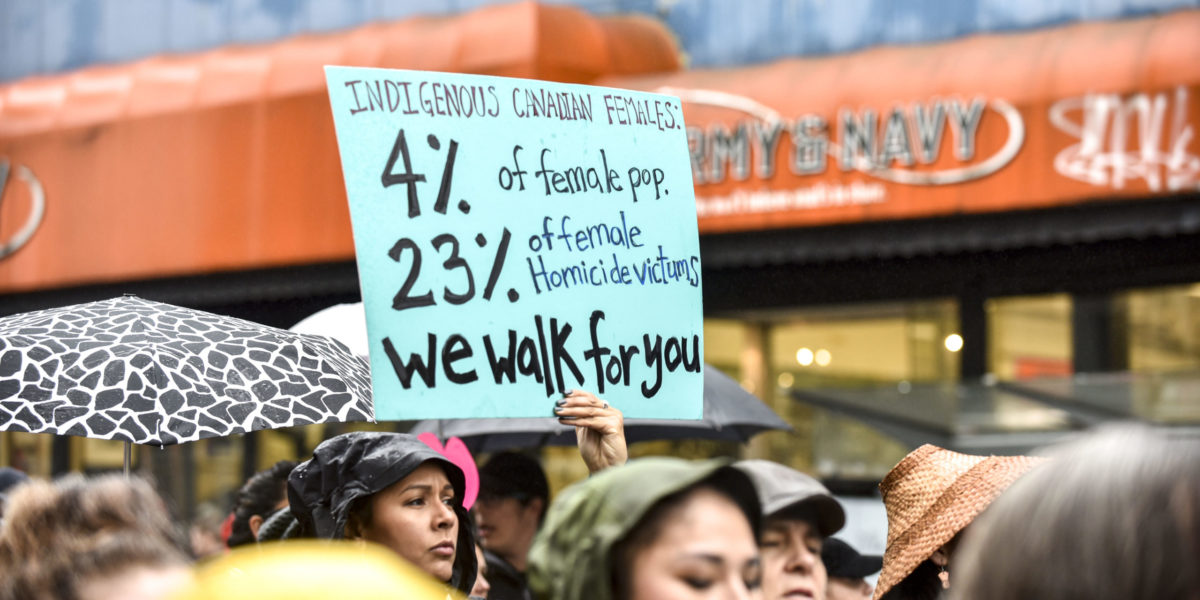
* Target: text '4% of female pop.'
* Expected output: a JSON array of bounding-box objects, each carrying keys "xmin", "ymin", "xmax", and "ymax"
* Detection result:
[{"xmin": 379, "ymin": 128, "xmax": 516, "ymax": 311}]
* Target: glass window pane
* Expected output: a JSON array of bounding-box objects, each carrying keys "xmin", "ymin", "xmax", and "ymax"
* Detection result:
[
  {"xmin": 987, "ymin": 294, "xmax": 1072, "ymax": 380},
  {"xmin": 80, "ymin": 438, "xmax": 129, "ymax": 472},
  {"xmin": 704, "ymin": 318, "xmax": 746, "ymax": 379},
  {"xmin": 194, "ymin": 436, "xmax": 243, "ymax": 507},
  {"xmin": 1126, "ymin": 284, "xmax": 1200, "ymax": 373},
  {"xmin": 1, "ymin": 432, "xmax": 53, "ymax": 477},
  {"xmin": 770, "ymin": 300, "xmax": 959, "ymax": 387},
  {"xmin": 766, "ymin": 300, "xmax": 958, "ymax": 479}
]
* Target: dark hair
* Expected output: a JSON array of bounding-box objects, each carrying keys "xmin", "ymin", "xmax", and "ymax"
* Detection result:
[
  {"xmin": 344, "ymin": 494, "xmax": 375, "ymax": 539},
  {"xmin": 880, "ymin": 559, "xmax": 942, "ymax": 600},
  {"xmin": 227, "ymin": 460, "xmax": 296, "ymax": 548},
  {"xmin": 480, "ymin": 452, "xmax": 549, "ymax": 524},
  {"xmin": 883, "ymin": 529, "xmax": 963, "ymax": 600}
]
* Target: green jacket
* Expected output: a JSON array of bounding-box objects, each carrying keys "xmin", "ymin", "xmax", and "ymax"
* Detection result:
[{"xmin": 526, "ymin": 458, "xmax": 760, "ymax": 600}]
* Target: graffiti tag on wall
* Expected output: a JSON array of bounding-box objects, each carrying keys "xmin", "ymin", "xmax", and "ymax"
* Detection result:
[{"xmin": 1051, "ymin": 86, "xmax": 1200, "ymax": 192}]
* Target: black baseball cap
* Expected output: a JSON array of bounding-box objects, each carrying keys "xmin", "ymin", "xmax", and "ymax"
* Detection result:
[{"xmin": 822, "ymin": 537, "xmax": 883, "ymax": 579}]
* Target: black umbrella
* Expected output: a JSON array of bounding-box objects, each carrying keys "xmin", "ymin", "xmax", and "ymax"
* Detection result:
[
  {"xmin": 409, "ymin": 364, "xmax": 792, "ymax": 452},
  {"xmin": 0, "ymin": 296, "xmax": 373, "ymax": 470}
]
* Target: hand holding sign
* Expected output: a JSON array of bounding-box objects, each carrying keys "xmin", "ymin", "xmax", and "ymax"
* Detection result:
[
  {"xmin": 553, "ymin": 389, "xmax": 628, "ymax": 473},
  {"xmin": 326, "ymin": 68, "xmax": 703, "ymax": 421}
]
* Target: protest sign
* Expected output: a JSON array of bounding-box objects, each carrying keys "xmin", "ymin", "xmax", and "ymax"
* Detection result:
[{"xmin": 325, "ymin": 67, "xmax": 702, "ymax": 420}]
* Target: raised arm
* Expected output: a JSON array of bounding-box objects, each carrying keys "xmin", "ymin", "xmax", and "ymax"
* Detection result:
[{"xmin": 553, "ymin": 389, "xmax": 628, "ymax": 474}]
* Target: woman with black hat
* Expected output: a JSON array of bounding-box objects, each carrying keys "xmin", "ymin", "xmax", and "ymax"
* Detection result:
[{"xmin": 284, "ymin": 431, "xmax": 478, "ymax": 596}]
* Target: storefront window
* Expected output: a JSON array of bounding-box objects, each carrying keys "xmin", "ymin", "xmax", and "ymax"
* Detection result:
[
  {"xmin": 704, "ymin": 318, "xmax": 747, "ymax": 385},
  {"xmin": 810, "ymin": 411, "xmax": 909, "ymax": 480},
  {"xmin": 1126, "ymin": 284, "xmax": 1200, "ymax": 372},
  {"xmin": 1, "ymin": 432, "xmax": 52, "ymax": 477},
  {"xmin": 711, "ymin": 300, "xmax": 961, "ymax": 479},
  {"xmin": 987, "ymin": 294, "xmax": 1072, "ymax": 380},
  {"xmin": 78, "ymin": 438, "xmax": 131, "ymax": 473},
  {"xmin": 770, "ymin": 301, "xmax": 960, "ymax": 388},
  {"xmin": 194, "ymin": 437, "xmax": 244, "ymax": 509}
]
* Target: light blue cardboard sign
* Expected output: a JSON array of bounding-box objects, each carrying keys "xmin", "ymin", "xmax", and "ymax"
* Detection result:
[{"xmin": 325, "ymin": 67, "xmax": 702, "ymax": 420}]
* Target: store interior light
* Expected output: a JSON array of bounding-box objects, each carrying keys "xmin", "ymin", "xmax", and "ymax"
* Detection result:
[
  {"xmin": 777, "ymin": 372, "xmax": 795, "ymax": 388},
  {"xmin": 796, "ymin": 347, "xmax": 814, "ymax": 366},
  {"xmin": 815, "ymin": 348, "xmax": 832, "ymax": 366},
  {"xmin": 944, "ymin": 333, "xmax": 964, "ymax": 352}
]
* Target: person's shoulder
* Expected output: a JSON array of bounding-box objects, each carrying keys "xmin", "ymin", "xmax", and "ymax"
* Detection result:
[
  {"xmin": 483, "ymin": 549, "xmax": 517, "ymax": 572},
  {"xmin": 482, "ymin": 549, "xmax": 530, "ymax": 598}
]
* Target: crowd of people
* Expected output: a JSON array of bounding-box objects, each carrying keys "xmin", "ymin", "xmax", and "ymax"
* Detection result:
[{"xmin": 0, "ymin": 388, "xmax": 1196, "ymax": 600}]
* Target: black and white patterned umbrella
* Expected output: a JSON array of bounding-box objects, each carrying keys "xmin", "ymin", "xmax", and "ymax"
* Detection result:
[{"xmin": 0, "ymin": 296, "xmax": 373, "ymax": 446}]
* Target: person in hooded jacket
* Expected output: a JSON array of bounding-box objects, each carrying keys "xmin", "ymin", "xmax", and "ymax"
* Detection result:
[
  {"xmin": 285, "ymin": 431, "xmax": 477, "ymax": 596},
  {"xmin": 526, "ymin": 457, "xmax": 763, "ymax": 600},
  {"xmin": 477, "ymin": 388, "xmax": 629, "ymax": 600}
]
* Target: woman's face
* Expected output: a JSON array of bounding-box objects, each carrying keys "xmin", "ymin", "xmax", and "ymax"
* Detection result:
[
  {"xmin": 759, "ymin": 517, "xmax": 827, "ymax": 600},
  {"xmin": 628, "ymin": 487, "xmax": 762, "ymax": 600},
  {"xmin": 354, "ymin": 462, "xmax": 460, "ymax": 582}
]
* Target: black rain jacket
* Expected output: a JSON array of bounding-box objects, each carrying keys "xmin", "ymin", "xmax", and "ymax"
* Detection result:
[{"xmin": 288, "ymin": 431, "xmax": 478, "ymax": 594}]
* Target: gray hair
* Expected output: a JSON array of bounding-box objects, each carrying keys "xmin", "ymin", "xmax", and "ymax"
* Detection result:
[{"xmin": 951, "ymin": 424, "xmax": 1200, "ymax": 600}]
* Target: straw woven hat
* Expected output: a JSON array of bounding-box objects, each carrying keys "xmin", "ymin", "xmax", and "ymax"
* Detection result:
[{"xmin": 873, "ymin": 444, "xmax": 1043, "ymax": 599}]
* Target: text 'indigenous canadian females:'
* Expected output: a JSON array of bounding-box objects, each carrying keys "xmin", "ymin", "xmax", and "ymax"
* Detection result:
[{"xmin": 342, "ymin": 78, "xmax": 681, "ymax": 130}]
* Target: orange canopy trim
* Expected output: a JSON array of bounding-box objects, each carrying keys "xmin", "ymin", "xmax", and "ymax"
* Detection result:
[
  {"xmin": 606, "ymin": 10, "xmax": 1200, "ymax": 233},
  {"xmin": 0, "ymin": 2, "xmax": 679, "ymax": 139},
  {"xmin": 0, "ymin": 1, "xmax": 680, "ymax": 294}
]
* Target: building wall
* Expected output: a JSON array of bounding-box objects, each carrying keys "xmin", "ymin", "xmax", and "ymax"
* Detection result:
[{"xmin": 3, "ymin": 0, "xmax": 1196, "ymax": 83}]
